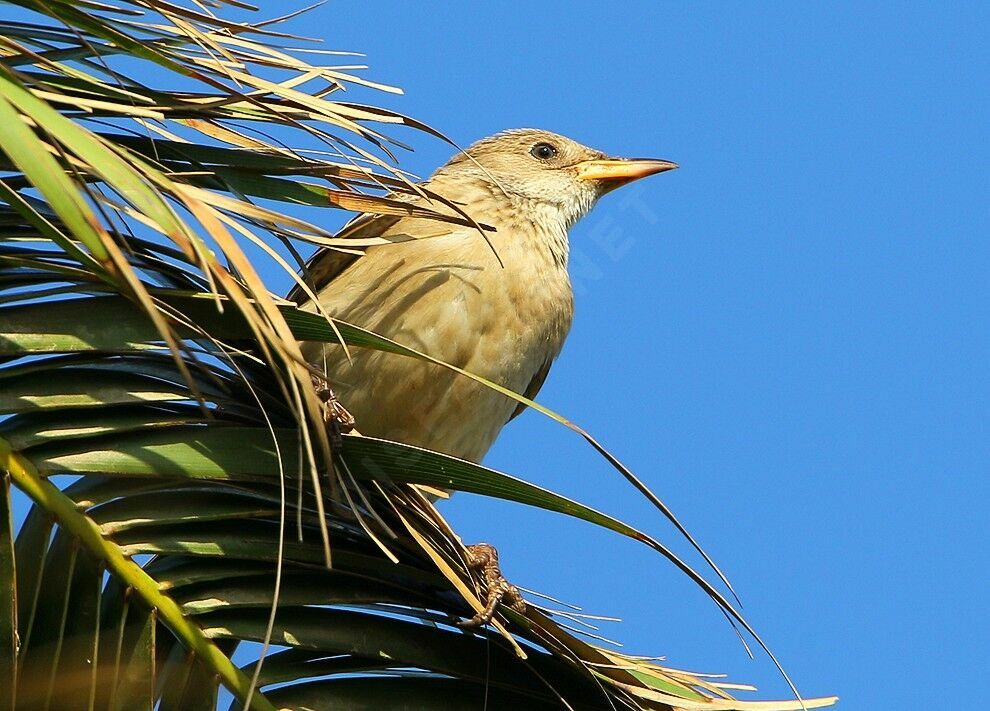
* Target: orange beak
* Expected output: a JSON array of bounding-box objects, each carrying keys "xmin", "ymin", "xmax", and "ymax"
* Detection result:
[{"xmin": 574, "ymin": 157, "xmax": 679, "ymax": 187}]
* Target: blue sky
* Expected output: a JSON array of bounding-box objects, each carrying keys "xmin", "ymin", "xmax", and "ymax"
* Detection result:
[
  {"xmin": 301, "ymin": 2, "xmax": 986, "ymax": 707},
  {"xmin": 10, "ymin": 1, "xmax": 989, "ymax": 708}
]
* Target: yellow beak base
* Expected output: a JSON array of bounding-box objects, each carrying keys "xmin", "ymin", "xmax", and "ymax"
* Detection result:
[{"xmin": 574, "ymin": 158, "xmax": 679, "ymax": 184}]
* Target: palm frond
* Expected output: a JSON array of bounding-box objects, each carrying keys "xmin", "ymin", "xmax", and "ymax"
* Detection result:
[{"xmin": 0, "ymin": 1, "xmax": 837, "ymax": 709}]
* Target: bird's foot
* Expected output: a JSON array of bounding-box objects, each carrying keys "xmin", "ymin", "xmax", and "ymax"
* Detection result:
[
  {"xmin": 311, "ymin": 374, "xmax": 355, "ymax": 448},
  {"xmin": 457, "ymin": 542, "xmax": 526, "ymax": 628}
]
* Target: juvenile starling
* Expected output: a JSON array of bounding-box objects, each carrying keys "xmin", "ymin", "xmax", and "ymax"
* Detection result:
[
  {"xmin": 293, "ymin": 128, "xmax": 676, "ymax": 624},
  {"xmin": 295, "ymin": 129, "xmax": 675, "ymax": 459}
]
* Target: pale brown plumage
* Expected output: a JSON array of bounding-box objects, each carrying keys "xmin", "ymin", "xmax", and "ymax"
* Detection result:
[{"xmin": 293, "ymin": 129, "xmax": 676, "ymax": 463}]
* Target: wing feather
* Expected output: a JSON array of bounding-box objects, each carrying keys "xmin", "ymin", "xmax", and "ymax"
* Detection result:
[
  {"xmin": 287, "ymin": 212, "xmax": 403, "ymax": 304},
  {"xmin": 508, "ymin": 357, "xmax": 553, "ymax": 422}
]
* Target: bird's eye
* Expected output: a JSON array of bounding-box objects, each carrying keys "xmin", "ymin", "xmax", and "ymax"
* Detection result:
[{"xmin": 530, "ymin": 142, "xmax": 558, "ymax": 160}]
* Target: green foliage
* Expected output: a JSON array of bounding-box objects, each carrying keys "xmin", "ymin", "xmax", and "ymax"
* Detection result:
[{"xmin": 0, "ymin": 1, "xmax": 837, "ymax": 709}]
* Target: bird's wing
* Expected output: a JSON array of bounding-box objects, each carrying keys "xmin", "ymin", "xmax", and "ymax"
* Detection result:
[
  {"xmin": 287, "ymin": 194, "xmax": 473, "ymax": 305},
  {"xmin": 508, "ymin": 356, "xmax": 553, "ymax": 422},
  {"xmin": 287, "ymin": 212, "xmax": 402, "ymax": 304}
]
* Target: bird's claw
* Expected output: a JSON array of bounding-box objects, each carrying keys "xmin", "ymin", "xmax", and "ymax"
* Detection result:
[
  {"xmin": 311, "ymin": 374, "xmax": 355, "ymax": 449},
  {"xmin": 457, "ymin": 543, "xmax": 526, "ymax": 628}
]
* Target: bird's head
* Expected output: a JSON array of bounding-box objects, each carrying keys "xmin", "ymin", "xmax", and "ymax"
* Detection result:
[{"xmin": 435, "ymin": 128, "xmax": 677, "ymax": 229}]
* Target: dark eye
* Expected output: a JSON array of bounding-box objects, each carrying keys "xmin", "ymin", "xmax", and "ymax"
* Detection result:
[{"xmin": 530, "ymin": 142, "xmax": 558, "ymax": 160}]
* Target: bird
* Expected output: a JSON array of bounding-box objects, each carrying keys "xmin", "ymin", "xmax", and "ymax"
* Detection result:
[
  {"xmin": 293, "ymin": 128, "xmax": 676, "ymax": 460},
  {"xmin": 291, "ymin": 128, "xmax": 676, "ymax": 624}
]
